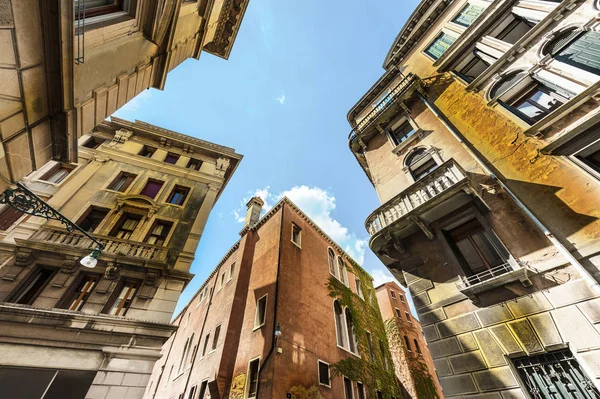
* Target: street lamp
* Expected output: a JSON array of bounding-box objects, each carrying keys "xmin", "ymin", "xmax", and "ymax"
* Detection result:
[{"xmin": 0, "ymin": 182, "xmax": 105, "ymax": 267}]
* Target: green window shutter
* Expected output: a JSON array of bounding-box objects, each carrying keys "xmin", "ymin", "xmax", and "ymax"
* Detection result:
[
  {"xmin": 425, "ymin": 32, "xmax": 457, "ymax": 60},
  {"xmin": 555, "ymin": 30, "xmax": 600, "ymax": 76},
  {"xmin": 453, "ymin": 3, "xmax": 485, "ymax": 27}
]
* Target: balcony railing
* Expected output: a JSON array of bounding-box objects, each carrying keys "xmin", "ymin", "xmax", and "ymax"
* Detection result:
[
  {"xmin": 30, "ymin": 226, "xmax": 168, "ymax": 263},
  {"xmin": 455, "ymin": 263, "xmax": 513, "ymax": 290},
  {"xmin": 366, "ymin": 159, "xmax": 467, "ymax": 236},
  {"xmin": 349, "ymin": 73, "xmax": 418, "ymax": 145}
]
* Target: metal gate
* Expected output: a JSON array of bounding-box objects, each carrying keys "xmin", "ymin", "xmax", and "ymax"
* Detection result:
[{"xmin": 512, "ymin": 349, "xmax": 600, "ymax": 398}]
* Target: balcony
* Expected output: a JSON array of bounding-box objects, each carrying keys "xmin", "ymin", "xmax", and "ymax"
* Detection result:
[
  {"xmin": 367, "ymin": 159, "xmax": 480, "ymax": 256},
  {"xmin": 348, "ymin": 73, "xmax": 421, "ymax": 151},
  {"xmin": 455, "ymin": 262, "xmax": 532, "ymax": 297},
  {"xmin": 25, "ymin": 226, "xmax": 168, "ymax": 265}
]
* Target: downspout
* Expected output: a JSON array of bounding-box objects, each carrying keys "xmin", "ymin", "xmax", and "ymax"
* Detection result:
[
  {"xmin": 256, "ymin": 205, "xmax": 284, "ymax": 397},
  {"xmin": 416, "ymin": 91, "xmax": 600, "ymax": 294}
]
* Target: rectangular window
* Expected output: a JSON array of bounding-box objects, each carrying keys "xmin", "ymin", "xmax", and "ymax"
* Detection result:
[
  {"xmin": 424, "ymin": 32, "xmax": 457, "ymax": 60},
  {"xmin": 164, "ymin": 153, "xmax": 180, "ymax": 164},
  {"xmin": 198, "ymin": 381, "xmax": 208, "ymax": 399},
  {"xmin": 109, "ymin": 213, "xmax": 141, "ymax": 240},
  {"xmin": 82, "ymin": 137, "xmax": 104, "ymax": 149},
  {"xmin": 291, "ymin": 223, "xmax": 301, "ymax": 247},
  {"xmin": 456, "ymin": 55, "xmax": 491, "ymax": 83},
  {"xmin": 254, "ymin": 295, "xmax": 267, "ymax": 329},
  {"xmin": 140, "ymin": 179, "xmax": 164, "ymax": 199},
  {"xmin": 211, "ymin": 325, "xmax": 221, "ymax": 351},
  {"xmin": 404, "ymin": 335, "xmax": 412, "ymax": 352},
  {"xmin": 395, "ymin": 308, "xmax": 402, "ymax": 318},
  {"xmin": 167, "ymin": 186, "xmax": 189, "ymax": 205},
  {"xmin": 108, "ymin": 172, "xmax": 136, "ymax": 192},
  {"xmin": 139, "ymin": 146, "xmax": 156, "ymax": 158},
  {"xmin": 343, "ymin": 377, "xmax": 354, "ymax": 399},
  {"xmin": 63, "ymin": 274, "xmax": 99, "ymax": 311},
  {"xmin": 391, "ymin": 121, "xmax": 416, "ymax": 146},
  {"xmin": 452, "ymin": 3, "xmax": 485, "ymax": 27},
  {"xmin": 202, "ymin": 334, "xmax": 210, "ymax": 357},
  {"xmin": 77, "ymin": 207, "xmax": 109, "ymax": 233},
  {"xmin": 508, "ymin": 84, "xmax": 567, "ymax": 124},
  {"xmin": 318, "ymin": 360, "xmax": 330, "ymax": 387},
  {"xmin": 377, "ymin": 391, "xmax": 383, "ymax": 399},
  {"xmin": 9, "ymin": 266, "xmax": 57, "ymax": 305},
  {"xmin": 247, "ymin": 358, "xmax": 260, "ymax": 398},
  {"xmin": 145, "ymin": 220, "xmax": 173, "ymax": 246},
  {"xmin": 355, "ymin": 278, "xmax": 363, "ymax": 299},
  {"xmin": 390, "ymin": 290, "xmax": 396, "ymax": 299},
  {"xmin": 104, "ymin": 280, "xmax": 139, "ymax": 316},
  {"xmin": 400, "ymin": 294, "xmax": 406, "ymax": 303},
  {"xmin": 357, "ymin": 382, "xmax": 366, "ymax": 399},
  {"xmin": 187, "ymin": 386, "xmax": 196, "ymax": 399},
  {"xmin": 405, "ymin": 311, "xmax": 412, "ymax": 322},
  {"xmin": 414, "ymin": 339, "xmax": 422, "ymax": 354},
  {"xmin": 41, "ymin": 165, "xmax": 73, "ymax": 184},
  {"xmin": 218, "ymin": 271, "xmax": 226, "ymax": 290},
  {"xmin": 0, "ymin": 206, "xmax": 23, "ymax": 230},
  {"xmin": 366, "ymin": 332, "xmax": 375, "ymax": 361},
  {"xmin": 380, "ymin": 340, "xmax": 389, "ymax": 370},
  {"xmin": 229, "ymin": 262, "xmax": 235, "ymax": 281},
  {"xmin": 187, "ymin": 159, "xmax": 202, "ymax": 171}
]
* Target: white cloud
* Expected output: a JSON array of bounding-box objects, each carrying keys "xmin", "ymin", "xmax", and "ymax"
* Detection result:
[
  {"xmin": 276, "ymin": 94, "xmax": 285, "ymax": 104},
  {"xmin": 370, "ymin": 267, "xmax": 396, "ymax": 288},
  {"xmin": 233, "ymin": 185, "xmax": 368, "ymax": 263}
]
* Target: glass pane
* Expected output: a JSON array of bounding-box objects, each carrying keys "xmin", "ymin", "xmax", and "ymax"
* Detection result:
[
  {"xmin": 453, "ymin": 3, "xmax": 485, "ymax": 27},
  {"xmin": 529, "ymin": 90, "xmax": 562, "ymax": 111},
  {"xmin": 471, "ymin": 230, "xmax": 504, "ymax": 267},
  {"xmin": 392, "ymin": 121, "xmax": 416, "ymax": 144},
  {"xmin": 318, "ymin": 362, "xmax": 329, "ymax": 385},
  {"xmin": 516, "ymin": 101, "xmax": 545, "ymax": 121},
  {"xmin": 0, "ymin": 367, "xmax": 56, "ymax": 398},
  {"xmin": 555, "ymin": 31, "xmax": 600, "ymax": 75},
  {"xmin": 140, "ymin": 181, "xmax": 163, "ymax": 198},
  {"xmin": 344, "ymin": 378, "xmax": 353, "ymax": 399},
  {"xmin": 43, "ymin": 370, "xmax": 97, "ymax": 399},
  {"xmin": 455, "ymin": 237, "xmax": 488, "ymax": 275},
  {"xmin": 248, "ymin": 360, "xmax": 259, "ymax": 396},
  {"xmin": 425, "ymin": 32, "xmax": 457, "ymax": 60}
]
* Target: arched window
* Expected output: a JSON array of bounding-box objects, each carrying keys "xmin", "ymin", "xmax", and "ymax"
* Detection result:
[
  {"xmin": 544, "ymin": 29, "xmax": 600, "ymax": 76},
  {"xmin": 328, "ymin": 248, "xmax": 336, "ymax": 277},
  {"xmin": 337, "ymin": 257, "xmax": 347, "ymax": 285},
  {"xmin": 489, "ymin": 70, "xmax": 528, "ymax": 100},
  {"xmin": 334, "ymin": 301, "xmax": 345, "ymax": 347},
  {"xmin": 414, "ymin": 339, "xmax": 422, "ymax": 354},
  {"xmin": 345, "ymin": 308, "xmax": 357, "ymax": 353},
  {"xmin": 404, "ymin": 335, "xmax": 411, "ymax": 352},
  {"xmin": 406, "ymin": 148, "xmax": 438, "ymax": 180}
]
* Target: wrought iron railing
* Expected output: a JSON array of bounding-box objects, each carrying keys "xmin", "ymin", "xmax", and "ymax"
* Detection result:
[
  {"xmin": 75, "ymin": 0, "xmax": 85, "ymax": 64},
  {"xmin": 455, "ymin": 263, "xmax": 514, "ymax": 290},
  {"xmin": 31, "ymin": 226, "xmax": 168, "ymax": 262},
  {"xmin": 348, "ymin": 73, "xmax": 417, "ymax": 145},
  {"xmin": 365, "ymin": 159, "xmax": 467, "ymax": 236}
]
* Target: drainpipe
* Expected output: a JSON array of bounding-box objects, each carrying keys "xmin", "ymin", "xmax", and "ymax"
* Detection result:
[{"xmin": 416, "ymin": 91, "xmax": 600, "ymax": 294}]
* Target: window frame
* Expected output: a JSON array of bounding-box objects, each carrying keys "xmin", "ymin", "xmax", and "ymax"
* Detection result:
[
  {"xmin": 343, "ymin": 376, "xmax": 355, "ymax": 399},
  {"xmin": 102, "ymin": 278, "xmax": 140, "ymax": 317},
  {"xmin": 291, "ymin": 223, "xmax": 302, "ymax": 248},
  {"xmin": 144, "ymin": 219, "xmax": 174, "ymax": 246},
  {"xmin": 40, "ymin": 164, "xmax": 74, "ymax": 185},
  {"xmin": 108, "ymin": 212, "xmax": 142, "ymax": 240},
  {"xmin": 107, "ymin": 171, "xmax": 137, "ymax": 193},
  {"xmin": 138, "ymin": 146, "xmax": 156, "ymax": 158},
  {"xmin": 58, "ymin": 273, "xmax": 100, "ymax": 311},
  {"xmin": 245, "ymin": 356, "xmax": 261, "ymax": 399},
  {"xmin": 166, "ymin": 185, "xmax": 190, "ymax": 206},
  {"xmin": 77, "ymin": 206, "xmax": 110, "ymax": 234},
  {"xmin": 211, "ymin": 324, "xmax": 221, "ymax": 352},
  {"xmin": 317, "ymin": 359, "xmax": 331, "ymax": 388},
  {"xmin": 327, "ymin": 248, "xmax": 337, "ymax": 278},
  {"xmin": 7, "ymin": 265, "xmax": 58, "ymax": 305},
  {"xmin": 139, "ymin": 179, "xmax": 165, "ymax": 199},
  {"xmin": 254, "ymin": 294, "xmax": 268, "ymax": 330},
  {"xmin": 423, "ymin": 31, "xmax": 458, "ymax": 61}
]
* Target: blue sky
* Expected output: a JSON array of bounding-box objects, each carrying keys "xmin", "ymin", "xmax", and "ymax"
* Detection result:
[{"xmin": 115, "ymin": 0, "xmax": 420, "ymax": 316}]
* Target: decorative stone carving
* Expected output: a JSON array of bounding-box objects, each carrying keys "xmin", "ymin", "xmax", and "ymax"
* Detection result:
[
  {"xmin": 96, "ymin": 262, "xmax": 119, "ymax": 294},
  {"xmin": 107, "ymin": 129, "xmax": 133, "ymax": 148},
  {"xmin": 104, "ymin": 262, "xmax": 119, "ymax": 280},
  {"xmin": 158, "ymin": 137, "xmax": 171, "ymax": 148},
  {"xmin": 51, "ymin": 256, "xmax": 79, "ymax": 287},
  {"xmin": 215, "ymin": 157, "xmax": 231, "ymax": 177},
  {"xmin": 138, "ymin": 272, "xmax": 160, "ymax": 299},
  {"xmin": 410, "ymin": 215, "xmax": 435, "ymax": 240},
  {"xmin": 1, "ymin": 249, "xmax": 34, "ymax": 281},
  {"xmin": 91, "ymin": 154, "xmax": 111, "ymax": 164}
]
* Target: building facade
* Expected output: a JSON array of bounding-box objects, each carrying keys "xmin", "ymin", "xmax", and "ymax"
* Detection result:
[
  {"xmin": 0, "ymin": 118, "xmax": 241, "ymax": 399},
  {"xmin": 146, "ymin": 197, "xmax": 402, "ymax": 399},
  {"xmin": 376, "ymin": 281, "xmax": 442, "ymax": 399},
  {"xmin": 347, "ymin": 0, "xmax": 600, "ymax": 398},
  {"xmin": 0, "ymin": 0, "xmax": 249, "ymax": 192}
]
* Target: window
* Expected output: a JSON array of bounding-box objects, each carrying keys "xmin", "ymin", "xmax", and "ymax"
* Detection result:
[
  {"xmin": 77, "ymin": 207, "xmax": 109, "ymax": 233},
  {"xmin": 0, "ymin": 206, "xmax": 23, "ymax": 230},
  {"xmin": 543, "ymin": 28, "xmax": 600, "ymax": 74},
  {"xmin": 291, "ymin": 223, "xmax": 301, "ymax": 247},
  {"xmin": 247, "ymin": 358, "xmax": 260, "ymax": 398},
  {"xmin": 366, "ymin": 332, "xmax": 375, "ymax": 361},
  {"xmin": 400, "ymin": 294, "xmax": 406, "ymax": 303},
  {"xmin": 380, "ymin": 340, "xmax": 389, "ymax": 370},
  {"xmin": 328, "ymin": 248, "xmax": 336, "ymax": 277},
  {"xmin": 187, "ymin": 159, "xmax": 202, "ymax": 171},
  {"xmin": 254, "ymin": 295, "xmax": 267, "ymax": 329},
  {"xmin": 390, "ymin": 120, "xmax": 416, "ymax": 146},
  {"xmin": 178, "ymin": 337, "xmax": 191, "ymax": 373},
  {"xmin": 139, "ymin": 146, "xmax": 156, "ymax": 158},
  {"xmin": 343, "ymin": 377, "xmax": 354, "ymax": 399},
  {"xmin": 108, "ymin": 172, "xmax": 136, "ymax": 192},
  {"xmin": 104, "ymin": 280, "xmax": 139, "ymax": 316},
  {"xmin": 334, "ymin": 300, "xmax": 345, "ymax": 347},
  {"xmin": 109, "ymin": 213, "xmax": 141, "ymax": 239},
  {"xmin": 446, "ymin": 217, "xmax": 507, "ymax": 278},
  {"xmin": 503, "ymin": 83, "xmax": 568, "ymax": 124},
  {"xmin": 187, "ymin": 386, "xmax": 197, "ymax": 399},
  {"xmin": 198, "ymin": 381, "xmax": 208, "ymax": 399},
  {"xmin": 219, "ymin": 271, "xmax": 226, "ymax": 290},
  {"xmin": 82, "ymin": 137, "xmax": 104, "ymax": 149},
  {"xmin": 357, "ymin": 382, "xmax": 366, "ymax": 399},
  {"xmin": 145, "ymin": 220, "xmax": 173, "ymax": 246},
  {"xmin": 318, "ymin": 360, "xmax": 330, "ymax": 387},
  {"xmin": 404, "ymin": 336, "xmax": 412, "ymax": 351},
  {"xmin": 212, "ymin": 325, "xmax": 221, "ymax": 351},
  {"xmin": 455, "ymin": 53, "xmax": 492, "ymax": 82},
  {"xmin": 395, "ymin": 308, "xmax": 402, "ymax": 318},
  {"xmin": 406, "ymin": 149, "xmax": 438, "ymax": 180},
  {"xmin": 75, "ymin": 0, "xmax": 125, "ymax": 19},
  {"xmin": 414, "ymin": 339, "xmax": 422, "ymax": 354},
  {"xmin": 405, "ymin": 311, "xmax": 412, "ymax": 323},
  {"xmin": 390, "ymin": 290, "xmax": 396, "ymax": 299},
  {"xmin": 63, "ymin": 274, "xmax": 98, "ymax": 311},
  {"xmin": 355, "ymin": 278, "xmax": 363, "ymax": 299},
  {"xmin": 9, "ymin": 266, "xmax": 57, "ymax": 305},
  {"xmin": 201, "ymin": 333, "xmax": 210, "ymax": 357},
  {"xmin": 41, "ymin": 165, "xmax": 73, "ymax": 184},
  {"xmin": 424, "ymin": 32, "xmax": 457, "ymax": 60},
  {"xmin": 164, "ymin": 153, "xmax": 180, "ymax": 164},
  {"xmin": 167, "ymin": 186, "xmax": 189, "ymax": 205},
  {"xmin": 229, "ymin": 262, "xmax": 236, "ymax": 281},
  {"xmin": 140, "ymin": 179, "xmax": 164, "ymax": 199},
  {"xmin": 337, "ymin": 257, "xmax": 347, "ymax": 285},
  {"xmin": 565, "ymin": 135, "xmax": 600, "ymax": 180},
  {"xmin": 377, "ymin": 391, "xmax": 383, "ymax": 399},
  {"xmin": 452, "ymin": 3, "xmax": 485, "ymax": 27},
  {"xmin": 494, "ymin": 15, "xmax": 534, "ymax": 45},
  {"xmin": 345, "ymin": 308, "xmax": 357, "ymax": 354}
]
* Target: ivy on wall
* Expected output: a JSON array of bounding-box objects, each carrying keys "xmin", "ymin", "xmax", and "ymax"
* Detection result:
[{"xmin": 327, "ymin": 261, "xmax": 401, "ymax": 398}]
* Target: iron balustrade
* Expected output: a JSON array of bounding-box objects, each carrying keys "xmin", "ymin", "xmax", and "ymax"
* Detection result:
[
  {"xmin": 455, "ymin": 262, "xmax": 514, "ymax": 290},
  {"xmin": 348, "ymin": 73, "xmax": 417, "ymax": 145},
  {"xmin": 365, "ymin": 159, "xmax": 467, "ymax": 236},
  {"xmin": 75, "ymin": 0, "xmax": 85, "ymax": 64}
]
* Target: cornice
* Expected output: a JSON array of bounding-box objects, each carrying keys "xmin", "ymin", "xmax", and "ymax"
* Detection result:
[
  {"xmin": 203, "ymin": 0, "xmax": 249, "ymax": 59},
  {"xmin": 347, "ymin": 68, "xmax": 400, "ymax": 127}
]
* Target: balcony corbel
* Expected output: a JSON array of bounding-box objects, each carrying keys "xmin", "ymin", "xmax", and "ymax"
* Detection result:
[{"xmin": 409, "ymin": 215, "xmax": 434, "ymax": 240}]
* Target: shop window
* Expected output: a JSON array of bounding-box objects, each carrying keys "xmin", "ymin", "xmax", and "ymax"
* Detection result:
[
  {"xmin": 109, "ymin": 213, "xmax": 141, "ymax": 239},
  {"xmin": 406, "ymin": 149, "xmax": 438, "ymax": 180},
  {"xmin": 0, "ymin": 206, "xmax": 23, "ymax": 230},
  {"xmin": 140, "ymin": 179, "xmax": 164, "ymax": 199},
  {"xmin": 424, "ymin": 32, "xmax": 457, "ymax": 60},
  {"xmin": 61, "ymin": 274, "xmax": 99, "ymax": 311},
  {"xmin": 167, "ymin": 186, "xmax": 189, "ymax": 205},
  {"xmin": 108, "ymin": 172, "xmax": 136, "ymax": 192},
  {"xmin": 41, "ymin": 165, "xmax": 74, "ymax": 184},
  {"xmin": 145, "ymin": 220, "xmax": 173, "ymax": 246},
  {"xmin": 8, "ymin": 266, "xmax": 57, "ymax": 305},
  {"xmin": 77, "ymin": 207, "xmax": 109, "ymax": 233},
  {"xmin": 104, "ymin": 279, "xmax": 139, "ymax": 316},
  {"xmin": 318, "ymin": 360, "xmax": 330, "ymax": 387}
]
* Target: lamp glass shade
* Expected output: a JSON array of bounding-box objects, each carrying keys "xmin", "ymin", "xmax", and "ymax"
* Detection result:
[{"xmin": 80, "ymin": 255, "xmax": 98, "ymax": 268}]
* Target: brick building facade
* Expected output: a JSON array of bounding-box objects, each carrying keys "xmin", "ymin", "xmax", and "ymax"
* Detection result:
[
  {"xmin": 146, "ymin": 197, "xmax": 403, "ymax": 399},
  {"xmin": 376, "ymin": 281, "xmax": 442, "ymax": 399}
]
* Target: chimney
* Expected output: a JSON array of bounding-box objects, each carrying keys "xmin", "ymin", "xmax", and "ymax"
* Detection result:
[{"xmin": 244, "ymin": 196, "xmax": 264, "ymax": 228}]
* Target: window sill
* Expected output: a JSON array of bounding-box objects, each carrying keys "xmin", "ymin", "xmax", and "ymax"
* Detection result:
[
  {"xmin": 253, "ymin": 324, "xmax": 265, "ymax": 332},
  {"xmin": 456, "ymin": 264, "xmax": 532, "ymax": 298},
  {"xmin": 291, "ymin": 241, "xmax": 302, "ymax": 249},
  {"xmin": 336, "ymin": 344, "xmax": 361, "ymax": 358},
  {"xmin": 391, "ymin": 129, "xmax": 424, "ymax": 155}
]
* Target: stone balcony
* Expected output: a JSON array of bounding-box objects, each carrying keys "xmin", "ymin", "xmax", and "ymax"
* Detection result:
[
  {"xmin": 455, "ymin": 262, "xmax": 532, "ymax": 298},
  {"xmin": 24, "ymin": 226, "xmax": 168, "ymax": 266},
  {"xmin": 367, "ymin": 159, "xmax": 478, "ymax": 254}
]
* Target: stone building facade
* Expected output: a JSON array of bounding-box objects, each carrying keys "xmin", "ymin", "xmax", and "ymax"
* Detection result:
[
  {"xmin": 347, "ymin": 0, "xmax": 600, "ymax": 397},
  {"xmin": 145, "ymin": 197, "xmax": 402, "ymax": 399},
  {"xmin": 0, "ymin": 118, "xmax": 241, "ymax": 398},
  {"xmin": 0, "ymin": 0, "xmax": 249, "ymax": 193},
  {"xmin": 376, "ymin": 281, "xmax": 443, "ymax": 399}
]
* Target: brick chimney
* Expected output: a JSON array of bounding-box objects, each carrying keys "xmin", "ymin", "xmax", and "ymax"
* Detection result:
[{"xmin": 244, "ymin": 196, "xmax": 264, "ymax": 228}]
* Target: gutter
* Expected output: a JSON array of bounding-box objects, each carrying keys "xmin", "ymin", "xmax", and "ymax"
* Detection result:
[{"xmin": 416, "ymin": 92, "xmax": 600, "ymax": 294}]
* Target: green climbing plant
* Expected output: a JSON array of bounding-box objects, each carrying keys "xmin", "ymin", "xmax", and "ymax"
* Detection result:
[{"xmin": 327, "ymin": 260, "xmax": 401, "ymax": 398}]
